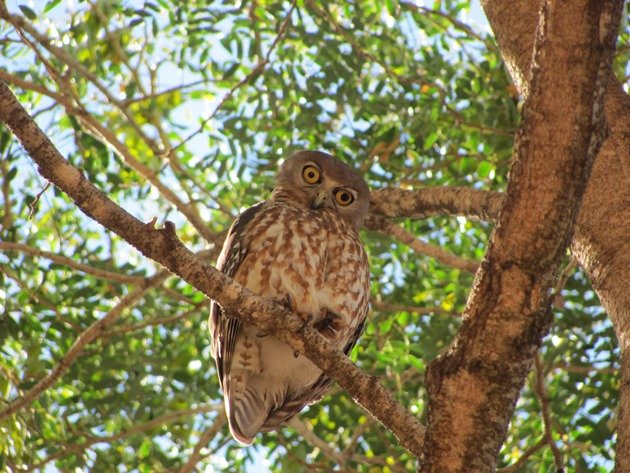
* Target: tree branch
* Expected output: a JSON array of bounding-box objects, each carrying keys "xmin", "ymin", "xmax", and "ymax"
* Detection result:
[
  {"xmin": 370, "ymin": 187, "xmax": 504, "ymax": 221},
  {"xmin": 481, "ymin": 0, "xmax": 630, "ymax": 469},
  {"xmin": 371, "ymin": 299, "xmax": 458, "ymax": 317},
  {"xmin": 496, "ymin": 437, "xmax": 547, "ymax": 473},
  {"xmin": 0, "ymin": 4, "xmax": 163, "ymax": 156},
  {"xmin": 0, "ymin": 79, "xmax": 426, "ymax": 458},
  {"xmin": 420, "ymin": 1, "xmax": 623, "ymax": 470}
]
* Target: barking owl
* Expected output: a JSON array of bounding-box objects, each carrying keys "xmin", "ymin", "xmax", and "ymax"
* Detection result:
[{"xmin": 209, "ymin": 150, "xmax": 371, "ymax": 445}]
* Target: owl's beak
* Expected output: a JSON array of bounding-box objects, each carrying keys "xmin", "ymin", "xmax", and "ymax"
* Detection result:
[{"xmin": 310, "ymin": 191, "xmax": 327, "ymax": 210}]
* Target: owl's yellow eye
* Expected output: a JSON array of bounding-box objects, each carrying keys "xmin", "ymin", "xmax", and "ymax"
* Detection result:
[
  {"xmin": 302, "ymin": 165, "xmax": 321, "ymax": 184},
  {"xmin": 334, "ymin": 189, "xmax": 355, "ymax": 206}
]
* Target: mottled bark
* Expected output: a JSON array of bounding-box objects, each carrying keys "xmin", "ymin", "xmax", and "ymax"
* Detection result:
[
  {"xmin": 370, "ymin": 187, "xmax": 504, "ymax": 222},
  {"xmin": 0, "ymin": 80, "xmax": 425, "ymax": 457},
  {"xmin": 420, "ymin": 1, "xmax": 622, "ymax": 471},
  {"xmin": 482, "ymin": 0, "xmax": 630, "ymax": 470}
]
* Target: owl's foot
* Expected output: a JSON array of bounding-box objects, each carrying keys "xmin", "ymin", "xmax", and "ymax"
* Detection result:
[
  {"xmin": 257, "ymin": 295, "xmax": 296, "ymax": 338},
  {"xmin": 314, "ymin": 311, "xmax": 343, "ymax": 339},
  {"xmin": 296, "ymin": 313, "xmax": 313, "ymax": 332}
]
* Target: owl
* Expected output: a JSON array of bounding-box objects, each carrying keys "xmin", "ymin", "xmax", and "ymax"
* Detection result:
[{"xmin": 209, "ymin": 150, "xmax": 371, "ymax": 445}]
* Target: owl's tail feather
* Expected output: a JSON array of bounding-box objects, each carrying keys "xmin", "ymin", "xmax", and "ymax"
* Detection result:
[{"xmin": 226, "ymin": 374, "xmax": 284, "ymax": 445}]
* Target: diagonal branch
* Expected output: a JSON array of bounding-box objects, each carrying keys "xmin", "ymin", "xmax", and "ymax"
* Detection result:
[
  {"xmin": 496, "ymin": 437, "xmax": 547, "ymax": 473},
  {"xmin": 0, "ymin": 241, "xmax": 148, "ymax": 285},
  {"xmin": 0, "ymin": 79, "xmax": 426, "ymax": 458},
  {"xmin": 177, "ymin": 411, "xmax": 227, "ymax": 473},
  {"xmin": 365, "ymin": 214, "xmax": 479, "ymax": 273},
  {"xmin": 0, "ymin": 3, "xmax": 163, "ymax": 155}
]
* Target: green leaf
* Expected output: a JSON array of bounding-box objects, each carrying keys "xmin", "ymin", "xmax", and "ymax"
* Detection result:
[
  {"xmin": 6, "ymin": 166, "xmax": 17, "ymax": 181},
  {"xmin": 44, "ymin": 0, "xmax": 61, "ymax": 12},
  {"xmin": 477, "ymin": 160, "xmax": 493, "ymax": 178},
  {"xmin": 19, "ymin": 5, "xmax": 37, "ymax": 20}
]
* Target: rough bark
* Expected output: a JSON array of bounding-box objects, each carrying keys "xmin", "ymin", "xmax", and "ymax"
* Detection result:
[
  {"xmin": 0, "ymin": 80, "xmax": 426, "ymax": 457},
  {"xmin": 370, "ymin": 187, "xmax": 504, "ymax": 222},
  {"xmin": 482, "ymin": 0, "xmax": 630, "ymax": 470},
  {"xmin": 419, "ymin": 1, "xmax": 622, "ymax": 471}
]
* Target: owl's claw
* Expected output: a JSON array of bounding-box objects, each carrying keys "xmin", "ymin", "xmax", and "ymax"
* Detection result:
[
  {"xmin": 315, "ymin": 311, "xmax": 343, "ymax": 339},
  {"xmin": 296, "ymin": 313, "xmax": 313, "ymax": 332},
  {"xmin": 259, "ymin": 295, "xmax": 296, "ymax": 338}
]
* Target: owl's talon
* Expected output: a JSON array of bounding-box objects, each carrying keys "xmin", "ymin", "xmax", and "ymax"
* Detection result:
[
  {"xmin": 283, "ymin": 294, "xmax": 294, "ymax": 312},
  {"xmin": 295, "ymin": 313, "xmax": 313, "ymax": 333},
  {"xmin": 315, "ymin": 310, "xmax": 343, "ymax": 339}
]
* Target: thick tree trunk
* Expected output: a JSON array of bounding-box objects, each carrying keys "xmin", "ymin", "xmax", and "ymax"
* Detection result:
[
  {"xmin": 419, "ymin": 1, "xmax": 622, "ymax": 471},
  {"xmin": 482, "ymin": 1, "xmax": 630, "ymax": 470}
]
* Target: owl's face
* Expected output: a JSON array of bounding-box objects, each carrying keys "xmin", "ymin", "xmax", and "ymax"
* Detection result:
[{"xmin": 273, "ymin": 150, "xmax": 370, "ymax": 231}]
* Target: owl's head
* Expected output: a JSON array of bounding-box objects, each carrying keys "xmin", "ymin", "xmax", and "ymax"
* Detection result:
[{"xmin": 273, "ymin": 150, "xmax": 370, "ymax": 231}]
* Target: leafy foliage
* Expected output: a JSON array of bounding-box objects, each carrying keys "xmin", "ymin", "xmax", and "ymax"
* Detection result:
[{"xmin": 0, "ymin": 0, "xmax": 625, "ymax": 471}]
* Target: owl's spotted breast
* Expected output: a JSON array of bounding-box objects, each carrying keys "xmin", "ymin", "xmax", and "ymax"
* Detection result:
[{"xmin": 235, "ymin": 201, "xmax": 369, "ymax": 345}]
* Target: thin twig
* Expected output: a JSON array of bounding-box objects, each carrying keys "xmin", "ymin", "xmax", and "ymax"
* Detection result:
[
  {"xmin": 0, "ymin": 264, "xmax": 82, "ymax": 332},
  {"xmin": 365, "ymin": 214, "xmax": 479, "ymax": 273},
  {"xmin": 27, "ymin": 181, "xmax": 50, "ymax": 218},
  {"xmin": 177, "ymin": 411, "xmax": 227, "ymax": 473},
  {"xmin": 401, "ymin": 1, "xmax": 497, "ymax": 50},
  {"xmin": 550, "ymin": 363, "xmax": 617, "ymax": 375},
  {"xmin": 534, "ymin": 354, "xmax": 565, "ymax": 472},
  {"xmin": 0, "ymin": 69, "xmax": 64, "ymax": 102},
  {"xmin": 288, "ymin": 417, "xmax": 346, "ymax": 464},
  {"xmin": 371, "ymin": 299, "xmax": 459, "ymax": 316},
  {"xmin": 29, "ymin": 405, "xmax": 219, "ymax": 471},
  {"xmin": 0, "ymin": 5, "xmax": 164, "ymax": 155},
  {"xmin": 497, "ymin": 436, "xmax": 547, "ymax": 473},
  {"xmin": 0, "ymin": 241, "xmax": 149, "ymax": 285},
  {"xmin": 100, "ymin": 303, "xmax": 205, "ymax": 338},
  {"xmin": 120, "ymin": 79, "xmax": 210, "ymax": 106},
  {"xmin": 173, "ymin": 0, "xmax": 298, "ymax": 151}
]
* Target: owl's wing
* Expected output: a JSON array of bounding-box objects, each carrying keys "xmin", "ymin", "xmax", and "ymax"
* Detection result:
[
  {"xmin": 260, "ymin": 315, "xmax": 367, "ymax": 432},
  {"xmin": 209, "ymin": 202, "xmax": 266, "ymax": 389}
]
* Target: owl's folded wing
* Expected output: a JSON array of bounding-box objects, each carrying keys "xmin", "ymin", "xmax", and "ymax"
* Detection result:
[{"xmin": 209, "ymin": 202, "xmax": 266, "ymax": 388}]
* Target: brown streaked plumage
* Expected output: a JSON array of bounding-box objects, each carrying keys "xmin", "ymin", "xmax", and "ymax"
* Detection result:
[{"xmin": 209, "ymin": 150, "xmax": 370, "ymax": 445}]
